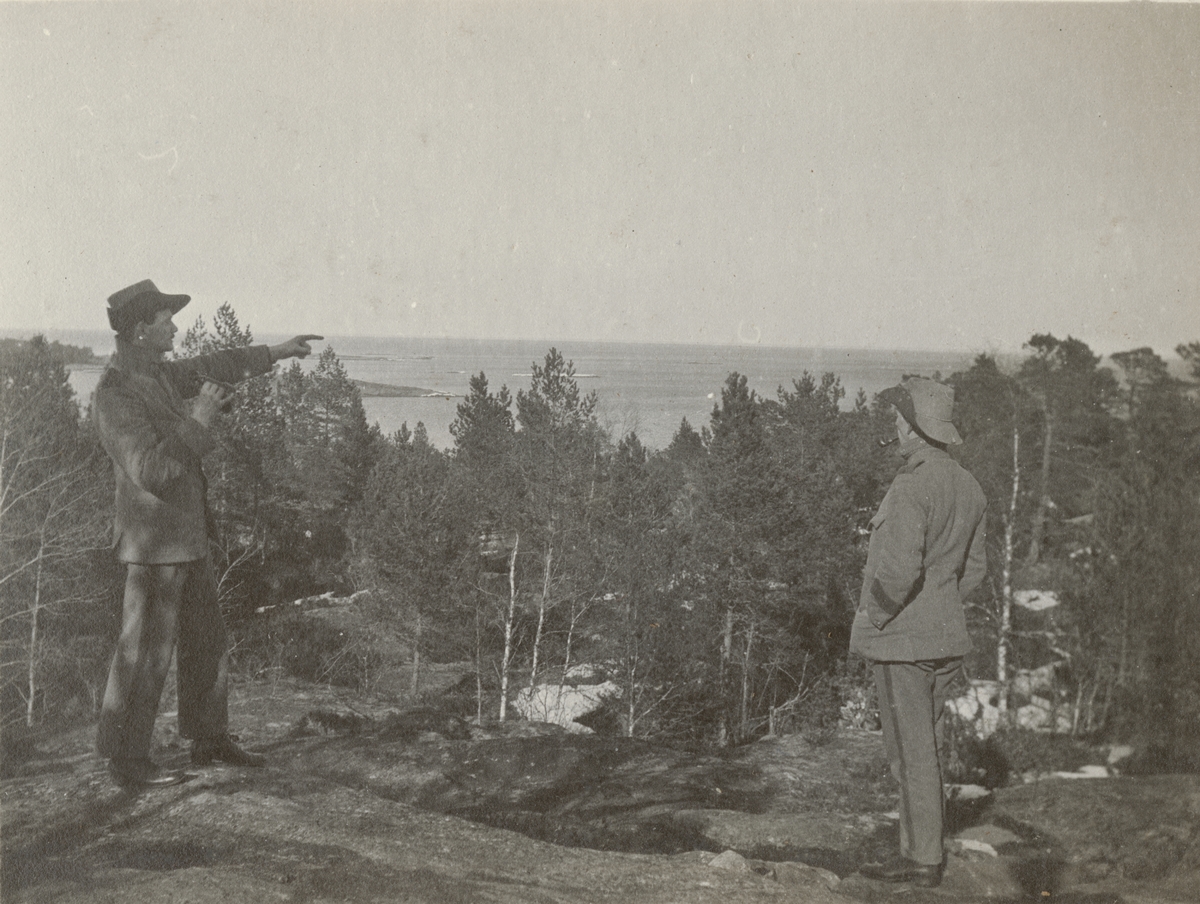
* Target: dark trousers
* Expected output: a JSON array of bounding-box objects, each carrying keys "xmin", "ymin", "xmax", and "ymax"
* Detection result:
[
  {"xmin": 97, "ymin": 558, "xmax": 229, "ymax": 762},
  {"xmin": 872, "ymin": 657, "xmax": 962, "ymax": 866}
]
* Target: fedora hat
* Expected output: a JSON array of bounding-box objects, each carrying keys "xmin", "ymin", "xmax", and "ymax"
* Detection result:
[
  {"xmin": 879, "ymin": 376, "xmax": 963, "ymax": 446},
  {"xmin": 106, "ymin": 280, "xmax": 190, "ymax": 333}
]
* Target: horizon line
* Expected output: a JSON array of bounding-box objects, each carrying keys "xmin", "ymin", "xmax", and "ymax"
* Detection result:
[
  {"xmin": 0, "ymin": 326, "xmax": 1060, "ymax": 359},
  {"xmin": 1, "ymin": 325, "xmax": 1188, "ymax": 360}
]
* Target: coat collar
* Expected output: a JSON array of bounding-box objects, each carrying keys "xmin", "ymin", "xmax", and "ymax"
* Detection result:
[
  {"xmin": 898, "ymin": 443, "xmax": 952, "ymax": 475},
  {"xmin": 111, "ymin": 346, "xmax": 168, "ymax": 377}
]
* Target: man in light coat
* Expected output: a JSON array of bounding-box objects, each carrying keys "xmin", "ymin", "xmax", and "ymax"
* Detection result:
[
  {"xmin": 95, "ymin": 279, "xmax": 321, "ymax": 788},
  {"xmin": 850, "ymin": 376, "xmax": 988, "ymax": 887}
]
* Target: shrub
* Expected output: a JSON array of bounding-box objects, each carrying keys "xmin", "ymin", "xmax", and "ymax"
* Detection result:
[
  {"xmin": 272, "ymin": 615, "xmax": 380, "ymax": 689},
  {"xmin": 946, "ymin": 722, "xmax": 1099, "ymax": 788}
]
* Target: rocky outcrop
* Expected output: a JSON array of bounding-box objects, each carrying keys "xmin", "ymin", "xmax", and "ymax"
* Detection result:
[
  {"xmin": 512, "ymin": 680, "xmax": 622, "ymax": 733},
  {"xmin": 4, "ymin": 677, "xmax": 1198, "ymax": 904}
]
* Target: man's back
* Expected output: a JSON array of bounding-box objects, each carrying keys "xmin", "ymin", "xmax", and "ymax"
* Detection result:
[{"xmin": 849, "ymin": 445, "xmax": 987, "ymax": 662}]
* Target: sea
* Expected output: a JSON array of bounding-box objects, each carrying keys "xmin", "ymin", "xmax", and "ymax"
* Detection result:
[{"xmin": 11, "ymin": 329, "xmax": 979, "ymax": 453}]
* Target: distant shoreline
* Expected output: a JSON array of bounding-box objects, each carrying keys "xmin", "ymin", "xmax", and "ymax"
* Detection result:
[
  {"xmin": 64, "ymin": 368, "xmax": 461, "ymax": 403},
  {"xmin": 1, "ymin": 336, "xmax": 106, "ymax": 366}
]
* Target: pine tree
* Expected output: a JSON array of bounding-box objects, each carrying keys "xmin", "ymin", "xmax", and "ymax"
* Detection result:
[
  {"xmin": 448, "ymin": 371, "xmax": 522, "ymax": 719},
  {"xmin": 178, "ymin": 305, "xmax": 288, "ymax": 614},
  {"xmin": 601, "ymin": 432, "xmax": 700, "ymax": 737},
  {"xmin": 355, "ymin": 423, "xmax": 464, "ymax": 693},
  {"xmin": 1017, "ymin": 334, "xmax": 1119, "ymax": 567},
  {"xmin": 451, "ymin": 372, "xmax": 515, "ymax": 472},
  {"xmin": 1090, "ymin": 345, "xmax": 1200, "ymax": 761}
]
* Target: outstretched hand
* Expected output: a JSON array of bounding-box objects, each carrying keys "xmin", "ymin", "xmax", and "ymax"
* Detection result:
[{"xmin": 270, "ymin": 335, "xmax": 324, "ymax": 362}]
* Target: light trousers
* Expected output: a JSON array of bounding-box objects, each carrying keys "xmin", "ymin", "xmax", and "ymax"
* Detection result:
[
  {"xmin": 97, "ymin": 558, "xmax": 229, "ymax": 761},
  {"xmin": 872, "ymin": 657, "xmax": 962, "ymax": 866}
]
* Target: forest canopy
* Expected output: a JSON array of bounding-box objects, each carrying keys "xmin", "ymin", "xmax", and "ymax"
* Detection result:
[{"xmin": 3, "ymin": 316, "xmax": 1198, "ymax": 767}]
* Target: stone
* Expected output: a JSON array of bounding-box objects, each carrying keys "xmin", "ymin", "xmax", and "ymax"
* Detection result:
[
  {"xmin": 512, "ymin": 681, "xmax": 621, "ymax": 732},
  {"xmin": 1107, "ymin": 744, "xmax": 1135, "ymax": 767},
  {"xmin": 674, "ymin": 809, "xmax": 860, "ymax": 852},
  {"xmin": 947, "ymin": 783, "xmax": 992, "ymax": 802},
  {"xmin": 1051, "ymin": 765, "xmax": 1110, "ymax": 779},
  {"xmin": 773, "ymin": 861, "xmax": 840, "ymax": 891},
  {"xmin": 956, "ymin": 823, "xmax": 1023, "ymax": 847},
  {"xmin": 709, "ymin": 849, "xmax": 751, "ymax": 872},
  {"xmin": 957, "ymin": 838, "xmax": 999, "ymax": 857},
  {"xmin": 939, "ymin": 852, "xmax": 1026, "ymax": 898}
]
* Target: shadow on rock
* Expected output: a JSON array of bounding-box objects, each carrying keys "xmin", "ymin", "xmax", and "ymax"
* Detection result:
[{"xmin": 431, "ymin": 734, "xmax": 770, "ymax": 854}]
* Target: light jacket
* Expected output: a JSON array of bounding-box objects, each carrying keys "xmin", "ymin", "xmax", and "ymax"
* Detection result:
[
  {"xmin": 848, "ymin": 444, "xmax": 988, "ymax": 662},
  {"xmin": 95, "ymin": 346, "xmax": 273, "ymax": 564}
]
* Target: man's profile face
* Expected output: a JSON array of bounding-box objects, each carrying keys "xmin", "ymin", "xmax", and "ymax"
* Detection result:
[{"xmin": 137, "ymin": 309, "xmax": 177, "ymax": 355}]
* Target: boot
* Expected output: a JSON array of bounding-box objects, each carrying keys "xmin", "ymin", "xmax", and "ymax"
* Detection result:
[
  {"xmin": 190, "ymin": 733, "xmax": 265, "ymax": 767},
  {"xmin": 859, "ymin": 856, "xmax": 943, "ymax": 888},
  {"xmin": 108, "ymin": 757, "xmax": 185, "ymax": 789}
]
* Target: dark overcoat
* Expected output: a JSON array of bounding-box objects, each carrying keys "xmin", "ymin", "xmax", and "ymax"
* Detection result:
[{"xmin": 94, "ymin": 346, "xmax": 273, "ymax": 564}]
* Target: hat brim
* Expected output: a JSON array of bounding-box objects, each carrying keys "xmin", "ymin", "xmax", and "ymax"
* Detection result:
[
  {"xmin": 879, "ymin": 384, "xmax": 963, "ymax": 445},
  {"xmin": 162, "ymin": 293, "xmax": 191, "ymax": 314},
  {"xmin": 920, "ymin": 420, "xmax": 963, "ymax": 445},
  {"xmin": 145, "ymin": 291, "xmax": 190, "ymax": 315}
]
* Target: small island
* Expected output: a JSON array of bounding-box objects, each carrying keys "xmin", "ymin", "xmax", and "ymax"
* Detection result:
[{"xmin": 352, "ymin": 379, "xmax": 458, "ymax": 399}]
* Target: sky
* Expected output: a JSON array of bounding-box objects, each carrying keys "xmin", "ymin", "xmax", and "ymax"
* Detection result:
[{"xmin": 2, "ymin": 1, "xmax": 1198, "ymax": 355}]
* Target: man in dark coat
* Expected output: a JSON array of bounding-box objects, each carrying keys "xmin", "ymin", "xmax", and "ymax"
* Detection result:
[
  {"xmin": 94, "ymin": 279, "xmax": 321, "ymax": 788},
  {"xmin": 850, "ymin": 376, "xmax": 988, "ymax": 887}
]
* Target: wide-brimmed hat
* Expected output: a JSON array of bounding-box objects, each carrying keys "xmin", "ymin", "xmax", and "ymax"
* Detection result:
[
  {"xmin": 106, "ymin": 280, "xmax": 190, "ymax": 333},
  {"xmin": 878, "ymin": 376, "xmax": 963, "ymax": 445}
]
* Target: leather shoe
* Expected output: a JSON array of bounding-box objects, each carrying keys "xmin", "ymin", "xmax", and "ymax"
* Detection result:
[
  {"xmin": 191, "ymin": 734, "xmax": 265, "ymax": 767},
  {"xmin": 859, "ymin": 856, "xmax": 943, "ymax": 888},
  {"xmin": 108, "ymin": 758, "xmax": 185, "ymax": 789}
]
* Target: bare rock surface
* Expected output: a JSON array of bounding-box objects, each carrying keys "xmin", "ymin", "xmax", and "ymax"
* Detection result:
[{"xmin": 3, "ymin": 675, "xmax": 1199, "ymax": 903}]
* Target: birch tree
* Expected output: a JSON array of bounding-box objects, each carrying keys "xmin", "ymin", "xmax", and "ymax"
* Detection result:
[
  {"xmin": 951, "ymin": 354, "xmax": 1032, "ymax": 711},
  {"xmin": 513, "ymin": 350, "xmax": 606, "ymax": 696},
  {"xmin": 1, "ymin": 337, "xmax": 109, "ymax": 729},
  {"xmin": 449, "ymin": 372, "xmax": 521, "ymax": 719}
]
